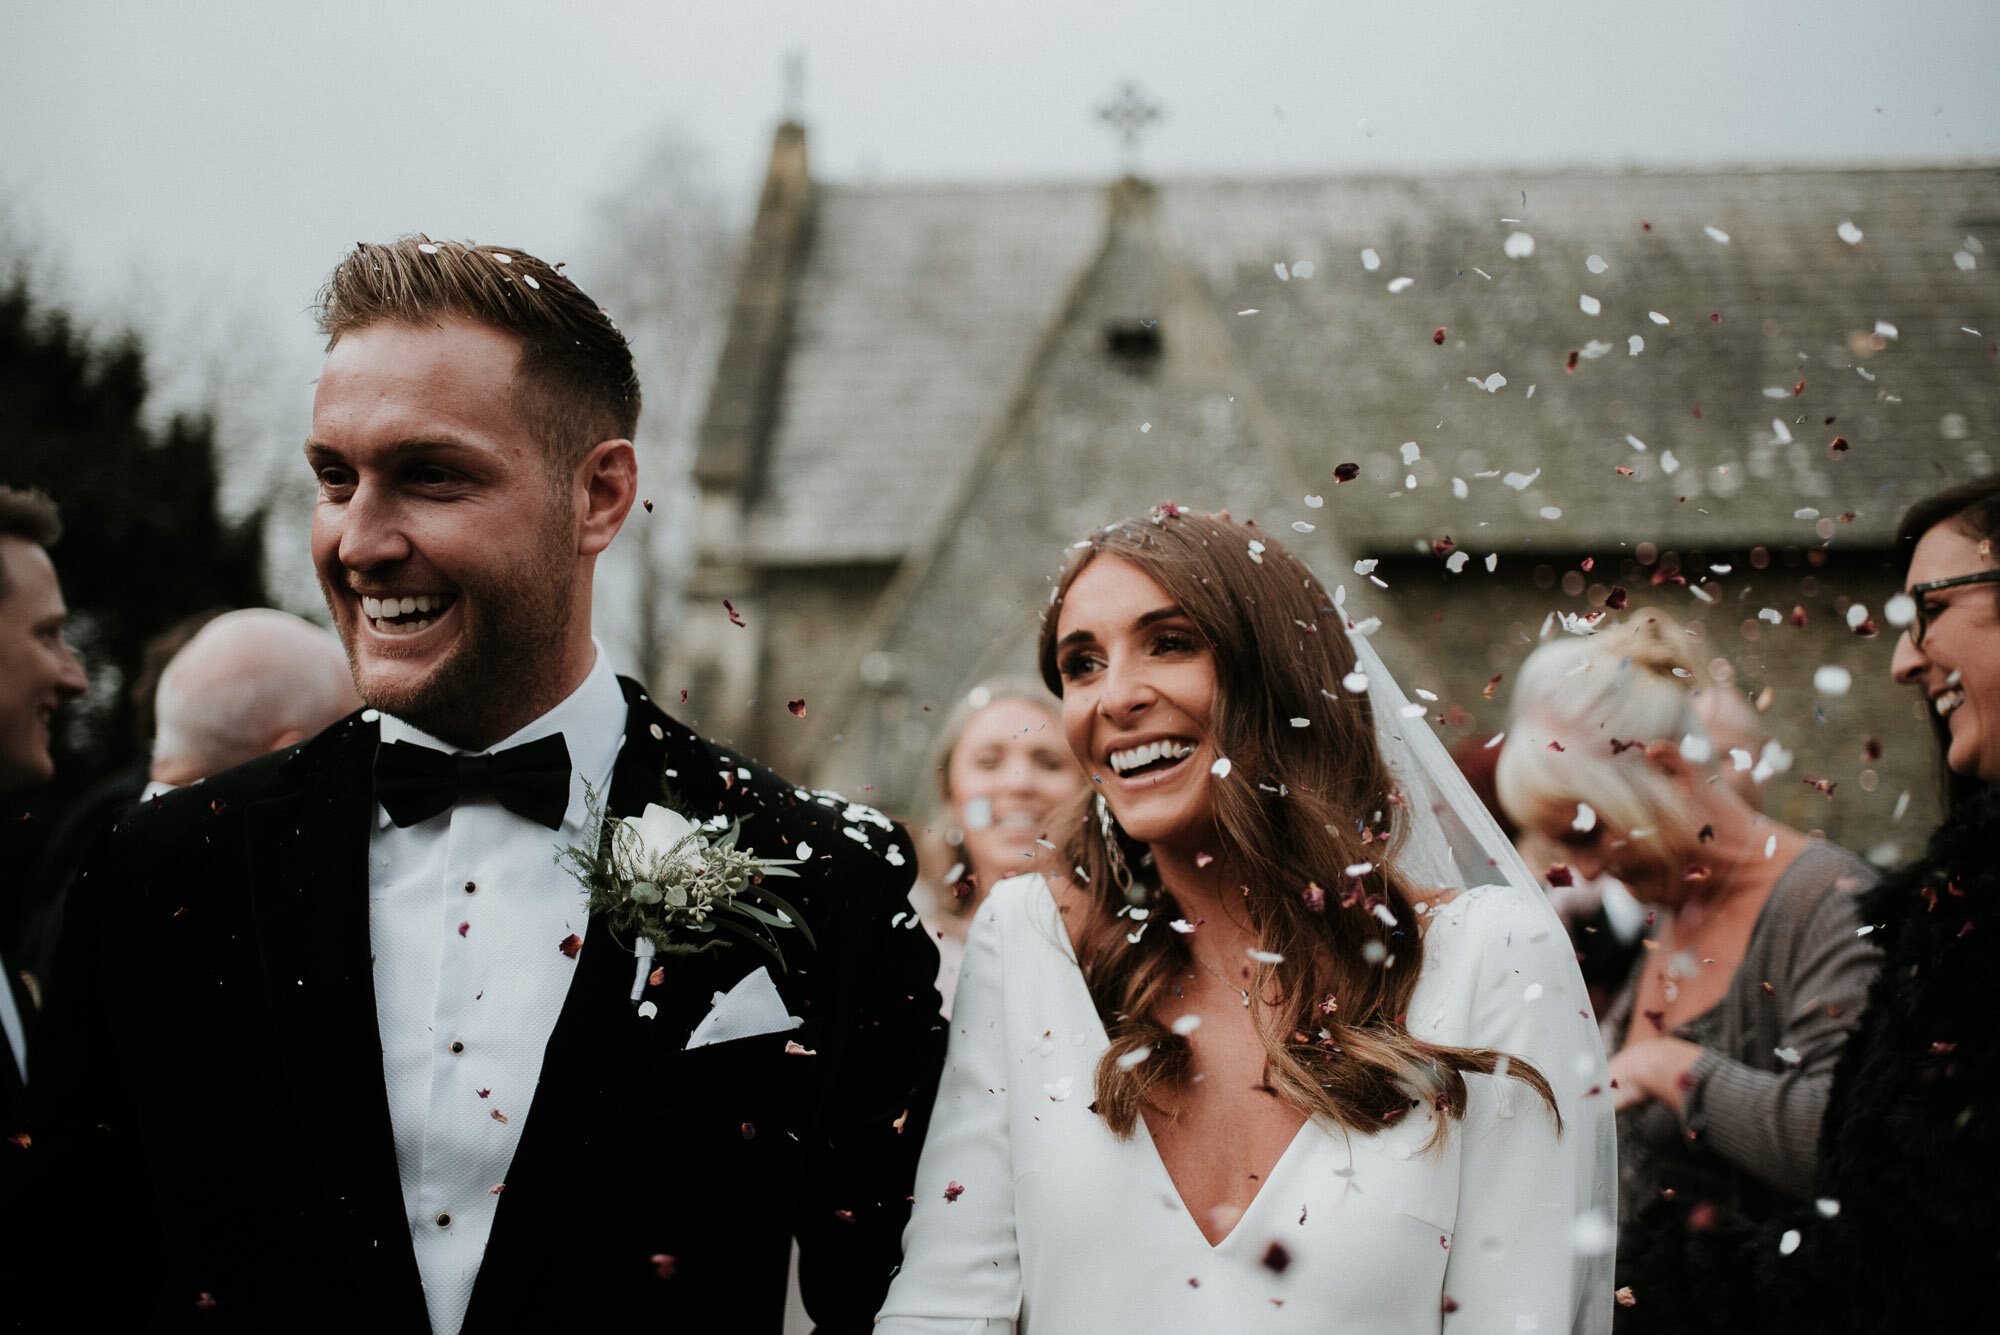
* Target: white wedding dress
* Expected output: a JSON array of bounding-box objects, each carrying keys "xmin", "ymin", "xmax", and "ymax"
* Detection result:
[{"xmin": 874, "ymin": 873, "xmax": 1612, "ymax": 1334}]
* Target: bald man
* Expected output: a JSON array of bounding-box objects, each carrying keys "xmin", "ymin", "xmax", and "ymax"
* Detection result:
[{"xmin": 146, "ymin": 609, "xmax": 361, "ymax": 794}]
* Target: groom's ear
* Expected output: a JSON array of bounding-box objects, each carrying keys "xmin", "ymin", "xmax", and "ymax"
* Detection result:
[{"xmin": 574, "ymin": 437, "xmax": 637, "ymax": 557}]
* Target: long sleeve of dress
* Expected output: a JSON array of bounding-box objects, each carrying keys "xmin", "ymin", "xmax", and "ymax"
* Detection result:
[
  {"xmin": 1679, "ymin": 867, "xmax": 1876, "ymax": 1199},
  {"xmin": 1438, "ymin": 888, "xmax": 1613, "ymax": 1334},
  {"xmin": 874, "ymin": 892, "xmax": 1019, "ymax": 1334}
]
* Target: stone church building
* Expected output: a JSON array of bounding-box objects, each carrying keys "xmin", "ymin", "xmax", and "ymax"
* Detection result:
[{"xmin": 670, "ymin": 121, "xmax": 1998, "ymax": 854}]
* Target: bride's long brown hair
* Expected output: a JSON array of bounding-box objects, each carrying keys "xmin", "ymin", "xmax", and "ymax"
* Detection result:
[{"xmin": 1037, "ymin": 507, "xmax": 1557, "ymax": 1142}]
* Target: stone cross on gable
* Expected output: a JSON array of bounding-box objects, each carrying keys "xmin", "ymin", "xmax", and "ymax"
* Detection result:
[{"xmin": 1096, "ymin": 82, "xmax": 1163, "ymax": 176}]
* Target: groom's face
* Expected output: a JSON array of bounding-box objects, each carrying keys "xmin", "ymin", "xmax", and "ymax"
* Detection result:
[{"xmin": 307, "ymin": 318, "xmax": 579, "ymax": 747}]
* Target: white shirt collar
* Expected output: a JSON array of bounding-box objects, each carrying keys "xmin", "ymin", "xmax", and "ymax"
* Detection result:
[{"xmin": 373, "ymin": 641, "xmax": 627, "ymax": 831}]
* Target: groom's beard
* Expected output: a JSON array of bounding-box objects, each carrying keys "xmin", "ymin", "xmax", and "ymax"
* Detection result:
[{"xmin": 326, "ymin": 508, "xmax": 578, "ymax": 750}]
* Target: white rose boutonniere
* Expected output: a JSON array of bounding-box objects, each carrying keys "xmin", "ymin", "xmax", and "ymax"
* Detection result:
[{"xmin": 560, "ymin": 785, "xmax": 812, "ymax": 983}]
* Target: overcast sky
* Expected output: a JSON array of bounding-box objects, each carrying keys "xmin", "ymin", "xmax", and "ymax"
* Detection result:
[{"xmin": 5, "ymin": 0, "xmax": 1998, "ymax": 391}]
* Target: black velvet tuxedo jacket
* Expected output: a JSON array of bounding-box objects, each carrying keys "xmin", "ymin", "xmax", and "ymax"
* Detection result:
[{"xmin": 14, "ymin": 679, "xmax": 946, "ymax": 1333}]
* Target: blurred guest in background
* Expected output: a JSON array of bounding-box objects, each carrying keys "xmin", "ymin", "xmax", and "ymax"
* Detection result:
[
  {"xmin": 18, "ymin": 608, "xmax": 226, "ymax": 990},
  {"xmin": 142, "ymin": 607, "xmax": 360, "ymax": 796},
  {"xmin": 912, "ymin": 679, "xmax": 1083, "ymax": 1011},
  {"xmin": 1497, "ymin": 612, "xmax": 1878, "ymax": 1246},
  {"xmin": 0, "ymin": 485, "xmax": 88, "ymax": 1131},
  {"xmin": 1617, "ymin": 476, "xmax": 2000, "ymax": 1333},
  {"xmin": 1454, "ymin": 729, "xmax": 1651, "ymax": 1013}
]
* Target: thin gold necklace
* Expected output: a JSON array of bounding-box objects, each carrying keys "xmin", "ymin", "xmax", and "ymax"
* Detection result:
[{"xmin": 1187, "ymin": 949, "xmax": 1252, "ymax": 1007}]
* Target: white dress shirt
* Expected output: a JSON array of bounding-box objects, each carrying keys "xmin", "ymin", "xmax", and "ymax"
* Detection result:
[
  {"xmin": 0, "ymin": 946, "xmax": 26, "ymax": 1086},
  {"xmin": 368, "ymin": 647, "xmax": 626, "ymax": 1335},
  {"xmin": 877, "ymin": 875, "xmax": 1610, "ymax": 1334}
]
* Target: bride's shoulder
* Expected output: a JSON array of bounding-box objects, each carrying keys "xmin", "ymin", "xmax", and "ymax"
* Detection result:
[
  {"xmin": 979, "ymin": 871, "xmax": 1092, "ymax": 958},
  {"xmin": 1417, "ymin": 880, "xmax": 1564, "ymax": 962}
]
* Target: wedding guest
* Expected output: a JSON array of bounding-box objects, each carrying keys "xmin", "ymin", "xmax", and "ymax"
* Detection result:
[
  {"xmin": 1496, "ymin": 613, "xmax": 1878, "ymax": 1247},
  {"xmin": 15, "ymin": 609, "xmax": 224, "ymax": 995},
  {"xmin": 1615, "ymin": 475, "xmax": 2000, "ymax": 1333},
  {"xmin": 24, "ymin": 238, "xmax": 943, "ymax": 1333},
  {"xmin": 0, "ymin": 485, "xmax": 88, "ymax": 1133},
  {"xmin": 879, "ymin": 507, "xmax": 1614, "ymax": 1333},
  {"xmin": 143, "ymin": 607, "xmax": 361, "ymax": 795},
  {"xmin": 912, "ymin": 679, "xmax": 1083, "ymax": 1012}
]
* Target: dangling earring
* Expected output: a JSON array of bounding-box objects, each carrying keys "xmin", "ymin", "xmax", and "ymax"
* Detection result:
[{"xmin": 1095, "ymin": 793, "xmax": 1142, "ymax": 904}]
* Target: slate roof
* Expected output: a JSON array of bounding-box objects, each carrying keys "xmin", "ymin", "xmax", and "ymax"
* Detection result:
[{"xmin": 737, "ymin": 165, "xmax": 1998, "ymax": 565}]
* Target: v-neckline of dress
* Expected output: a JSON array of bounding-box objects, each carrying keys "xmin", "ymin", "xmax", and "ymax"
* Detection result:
[{"xmin": 1032, "ymin": 876, "xmax": 1320, "ymax": 1252}]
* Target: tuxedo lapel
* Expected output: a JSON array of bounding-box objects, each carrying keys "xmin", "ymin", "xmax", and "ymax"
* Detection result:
[{"xmin": 246, "ymin": 716, "xmax": 428, "ymax": 1326}]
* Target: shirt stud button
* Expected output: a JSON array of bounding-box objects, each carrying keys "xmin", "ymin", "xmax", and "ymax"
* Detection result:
[
  {"xmin": 435, "ymin": 1212, "xmax": 452, "ymax": 1228},
  {"xmin": 448, "ymin": 1040, "xmax": 465, "ymax": 1055},
  {"xmin": 463, "ymin": 880, "xmax": 477, "ymax": 894}
]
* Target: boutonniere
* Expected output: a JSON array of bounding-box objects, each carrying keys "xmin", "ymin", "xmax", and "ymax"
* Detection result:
[{"xmin": 561, "ymin": 788, "xmax": 814, "ymax": 1003}]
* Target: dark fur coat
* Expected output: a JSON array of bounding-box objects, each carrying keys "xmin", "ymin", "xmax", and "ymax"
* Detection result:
[{"xmin": 1615, "ymin": 784, "xmax": 1999, "ymax": 1332}]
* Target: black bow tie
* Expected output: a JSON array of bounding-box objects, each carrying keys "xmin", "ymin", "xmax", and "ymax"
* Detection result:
[{"xmin": 374, "ymin": 733, "xmax": 574, "ymax": 830}]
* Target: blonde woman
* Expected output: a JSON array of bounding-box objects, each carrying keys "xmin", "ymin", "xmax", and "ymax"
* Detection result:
[
  {"xmin": 1496, "ymin": 612, "xmax": 1879, "ymax": 1239},
  {"xmin": 914, "ymin": 681, "xmax": 1084, "ymax": 1011}
]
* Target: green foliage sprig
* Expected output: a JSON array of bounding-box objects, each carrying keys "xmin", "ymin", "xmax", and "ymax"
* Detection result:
[{"xmin": 559, "ymin": 786, "xmax": 813, "ymax": 971}]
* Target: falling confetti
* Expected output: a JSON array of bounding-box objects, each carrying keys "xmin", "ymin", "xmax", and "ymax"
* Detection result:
[
  {"xmin": 787, "ymin": 699, "xmax": 806, "ymax": 717},
  {"xmin": 724, "ymin": 600, "xmax": 746, "ymax": 627}
]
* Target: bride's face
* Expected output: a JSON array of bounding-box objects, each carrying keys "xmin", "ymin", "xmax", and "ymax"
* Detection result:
[{"xmin": 1053, "ymin": 556, "xmax": 1220, "ymax": 855}]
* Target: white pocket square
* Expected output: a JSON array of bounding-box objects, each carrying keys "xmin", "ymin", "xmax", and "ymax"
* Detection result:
[{"xmin": 684, "ymin": 965, "xmax": 803, "ymax": 1050}]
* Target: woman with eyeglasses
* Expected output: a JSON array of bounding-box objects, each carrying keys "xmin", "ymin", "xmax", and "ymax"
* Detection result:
[
  {"xmin": 1495, "ymin": 613, "xmax": 1880, "ymax": 1250},
  {"xmin": 1615, "ymin": 475, "xmax": 2000, "ymax": 1333}
]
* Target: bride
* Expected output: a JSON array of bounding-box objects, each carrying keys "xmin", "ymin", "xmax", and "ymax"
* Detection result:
[{"xmin": 876, "ymin": 508, "xmax": 1614, "ymax": 1333}]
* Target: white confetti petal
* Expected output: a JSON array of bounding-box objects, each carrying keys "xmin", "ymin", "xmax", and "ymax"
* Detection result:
[
  {"xmin": 1045, "ymin": 1075, "xmax": 1074, "ymax": 1100},
  {"xmin": 1361, "ymin": 247, "xmax": 1381, "ymax": 271},
  {"xmin": 1451, "ymin": 476, "xmax": 1468, "ymax": 499},
  {"xmin": 1273, "ymin": 262, "xmax": 1290, "ymax": 281},
  {"xmin": 1572, "ymin": 803, "xmax": 1597, "ymax": 833},
  {"xmin": 1247, "ymin": 948, "xmax": 1285, "ymax": 964},
  {"xmin": 1171, "ymin": 1015, "xmax": 1202, "ymax": 1035},
  {"xmin": 1884, "ymin": 592, "xmax": 1916, "ymax": 628},
  {"xmin": 1660, "ymin": 450, "xmax": 1680, "ymax": 475},
  {"xmin": 1955, "ymin": 251, "xmax": 1978, "ymax": 271},
  {"xmin": 1116, "ymin": 1047, "xmax": 1153, "ymax": 1070},
  {"xmin": 1292, "ymin": 260, "xmax": 1316, "ymax": 278},
  {"xmin": 1836, "ymin": 220, "xmax": 1864, "ymax": 245},
  {"xmin": 1503, "ymin": 231, "xmax": 1536, "ymax": 259},
  {"xmin": 1779, "ymin": 1229, "xmax": 1802, "ymax": 1255},
  {"xmin": 1503, "ymin": 468, "xmax": 1541, "ymax": 491},
  {"xmin": 1523, "ymin": 982, "xmax": 1544, "ymax": 1001},
  {"xmin": 1291, "ymin": 520, "xmax": 1315, "ymax": 533},
  {"xmin": 1210, "ymin": 758, "xmax": 1233, "ymax": 779},
  {"xmin": 1586, "ymin": 254, "xmax": 1609, "ymax": 274},
  {"xmin": 1628, "ymin": 334, "xmax": 1644, "ymax": 356},
  {"xmin": 1303, "ymin": 494, "xmax": 1324, "ymax": 508},
  {"xmin": 1648, "ymin": 310, "xmax": 1670, "ymax": 325},
  {"xmin": 1625, "ymin": 434, "xmax": 1648, "ymax": 452},
  {"xmin": 1354, "ymin": 558, "xmax": 1379, "ymax": 575},
  {"xmin": 1401, "ymin": 441, "xmax": 1422, "ymax": 463},
  {"xmin": 1387, "ymin": 276, "xmax": 1415, "ymax": 294},
  {"xmin": 1580, "ymin": 294, "xmax": 1602, "ymax": 316},
  {"xmin": 1342, "ymin": 671, "xmax": 1369, "ymax": 693},
  {"xmin": 1874, "ymin": 319, "xmax": 1898, "ymax": 340},
  {"xmin": 1446, "ymin": 551, "xmax": 1468, "ymax": 573},
  {"xmin": 1704, "ymin": 225, "xmax": 1731, "ymax": 244},
  {"xmin": 1813, "ymin": 665, "xmax": 1853, "ymax": 697}
]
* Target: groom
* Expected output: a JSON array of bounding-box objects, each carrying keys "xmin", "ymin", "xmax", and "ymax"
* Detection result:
[{"xmin": 26, "ymin": 239, "xmax": 945, "ymax": 1333}]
